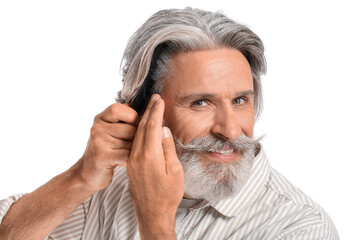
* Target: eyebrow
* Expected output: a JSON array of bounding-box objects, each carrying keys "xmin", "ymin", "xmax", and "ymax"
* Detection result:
[{"xmin": 178, "ymin": 90, "xmax": 255, "ymax": 102}]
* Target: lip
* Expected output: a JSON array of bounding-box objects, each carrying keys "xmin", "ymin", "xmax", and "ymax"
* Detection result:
[{"xmin": 205, "ymin": 149, "xmax": 239, "ymax": 162}]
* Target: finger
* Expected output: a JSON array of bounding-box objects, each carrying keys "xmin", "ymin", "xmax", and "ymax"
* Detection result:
[
  {"xmin": 131, "ymin": 94, "xmax": 162, "ymax": 154},
  {"xmin": 99, "ymin": 103, "xmax": 140, "ymax": 125},
  {"xmin": 138, "ymin": 94, "xmax": 161, "ymax": 123},
  {"xmin": 143, "ymin": 97, "xmax": 165, "ymax": 152},
  {"xmin": 109, "ymin": 139, "xmax": 132, "ymax": 150},
  {"xmin": 162, "ymin": 127, "xmax": 182, "ymax": 172},
  {"xmin": 90, "ymin": 121, "xmax": 136, "ymax": 145},
  {"xmin": 96, "ymin": 133, "xmax": 132, "ymax": 149},
  {"xmin": 103, "ymin": 122, "xmax": 137, "ymax": 141}
]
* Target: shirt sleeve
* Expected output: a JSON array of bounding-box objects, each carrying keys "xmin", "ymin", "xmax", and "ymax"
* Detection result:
[{"xmin": 0, "ymin": 193, "xmax": 27, "ymax": 225}]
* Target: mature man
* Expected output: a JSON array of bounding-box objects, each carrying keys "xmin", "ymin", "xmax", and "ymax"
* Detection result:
[{"xmin": 0, "ymin": 8, "xmax": 338, "ymax": 239}]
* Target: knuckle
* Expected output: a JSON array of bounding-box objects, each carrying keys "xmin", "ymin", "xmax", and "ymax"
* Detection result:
[
  {"xmin": 168, "ymin": 162, "xmax": 183, "ymax": 174},
  {"xmin": 93, "ymin": 114, "xmax": 100, "ymax": 123},
  {"xmin": 109, "ymin": 103, "xmax": 121, "ymax": 116},
  {"xmin": 142, "ymin": 150, "xmax": 155, "ymax": 161},
  {"xmin": 138, "ymin": 120, "xmax": 147, "ymax": 129},
  {"xmin": 172, "ymin": 163, "xmax": 183, "ymax": 173},
  {"xmin": 90, "ymin": 124, "xmax": 102, "ymax": 137},
  {"xmin": 162, "ymin": 141, "xmax": 174, "ymax": 150},
  {"xmin": 146, "ymin": 120, "xmax": 159, "ymax": 128},
  {"xmin": 129, "ymin": 110, "xmax": 139, "ymax": 123}
]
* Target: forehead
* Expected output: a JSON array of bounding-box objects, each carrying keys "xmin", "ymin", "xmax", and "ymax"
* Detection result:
[{"xmin": 163, "ymin": 48, "xmax": 253, "ymax": 94}]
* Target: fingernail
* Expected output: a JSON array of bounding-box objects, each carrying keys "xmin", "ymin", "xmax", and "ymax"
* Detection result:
[
  {"xmin": 150, "ymin": 94, "xmax": 160, "ymax": 102},
  {"xmin": 162, "ymin": 126, "xmax": 171, "ymax": 139}
]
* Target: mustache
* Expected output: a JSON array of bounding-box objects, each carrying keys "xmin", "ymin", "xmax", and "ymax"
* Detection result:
[{"xmin": 174, "ymin": 135, "xmax": 262, "ymax": 153}]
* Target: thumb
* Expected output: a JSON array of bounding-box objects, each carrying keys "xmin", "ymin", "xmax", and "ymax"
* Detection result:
[{"xmin": 162, "ymin": 127, "xmax": 180, "ymax": 166}]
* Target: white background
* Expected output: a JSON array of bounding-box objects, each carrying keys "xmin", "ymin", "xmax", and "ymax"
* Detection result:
[{"xmin": 0, "ymin": 0, "xmax": 359, "ymax": 238}]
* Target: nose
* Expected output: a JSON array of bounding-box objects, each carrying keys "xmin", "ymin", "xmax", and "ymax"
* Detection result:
[{"xmin": 211, "ymin": 105, "xmax": 242, "ymax": 141}]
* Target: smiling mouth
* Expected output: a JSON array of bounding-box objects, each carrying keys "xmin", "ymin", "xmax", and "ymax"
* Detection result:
[
  {"xmin": 205, "ymin": 147, "xmax": 239, "ymax": 162},
  {"xmin": 210, "ymin": 148, "xmax": 234, "ymax": 155}
]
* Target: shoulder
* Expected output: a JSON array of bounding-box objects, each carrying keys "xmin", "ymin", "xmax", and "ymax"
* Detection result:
[{"xmin": 267, "ymin": 168, "xmax": 339, "ymax": 239}]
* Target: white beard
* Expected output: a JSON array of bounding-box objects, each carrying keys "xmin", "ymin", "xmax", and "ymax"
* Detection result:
[{"xmin": 174, "ymin": 135, "xmax": 259, "ymax": 203}]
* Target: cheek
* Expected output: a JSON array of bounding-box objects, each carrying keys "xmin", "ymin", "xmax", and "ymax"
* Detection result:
[
  {"xmin": 164, "ymin": 109, "xmax": 213, "ymax": 144},
  {"xmin": 237, "ymin": 109, "xmax": 255, "ymax": 137}
]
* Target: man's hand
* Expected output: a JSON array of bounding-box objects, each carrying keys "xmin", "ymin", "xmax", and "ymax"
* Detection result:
[
  {"xmin": 127, "ymin": 94, "xmax": 184, "ymax": 239},
  {"xmin": 0, "ymin": 103, "xmax": 140, "ymax": 239},
  {"xmin": 72, "ymin": 102, "xmax": 140, "ymax": 192}
]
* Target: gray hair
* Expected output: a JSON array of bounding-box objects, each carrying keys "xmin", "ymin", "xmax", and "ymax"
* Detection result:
[{"xmin": 116, "ymin": 7, "xmax": 266, "ymax": 119}]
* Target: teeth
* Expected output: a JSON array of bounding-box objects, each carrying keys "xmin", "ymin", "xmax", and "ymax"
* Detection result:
[{"xmin": 213, "ymin": 149, "xmax": 234, "ymax": 155}]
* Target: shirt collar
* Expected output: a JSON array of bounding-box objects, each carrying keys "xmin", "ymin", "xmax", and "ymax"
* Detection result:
[{"xmin": 192, "ymin": 144, "xmax": 270, "ymax": 217}]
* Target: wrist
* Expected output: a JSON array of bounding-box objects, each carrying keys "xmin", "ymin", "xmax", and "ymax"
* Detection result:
[
  {"xmin": 64, "ymin": 161, "xmax": 99, "ymax": 198},
  {"xmin": 137, "ymin": 214, "xmax": 176, "ymax": 240},
  {"xmin": 139, "ymin": 226, "xmax": 176, "ymax": 240}
]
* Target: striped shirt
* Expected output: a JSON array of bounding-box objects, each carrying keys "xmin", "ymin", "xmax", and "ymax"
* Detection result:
[{"xmin": 0, "ymin": 146, "xmax": 339, "ymax": 239}]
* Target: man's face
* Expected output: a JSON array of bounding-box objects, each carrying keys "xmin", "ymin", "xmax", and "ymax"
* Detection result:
[
  {"xmin": 162, "ymin": 48, "xmax": 255, "ymax": 163},
  {"xmin": 161, "ymin": 48, "xmax": 257, "ymax": 202}
]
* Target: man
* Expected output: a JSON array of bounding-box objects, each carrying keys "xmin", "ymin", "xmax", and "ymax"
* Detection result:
[{"xmin": 0, "ymin": 7, "xmax": 338, "ymax": 239}]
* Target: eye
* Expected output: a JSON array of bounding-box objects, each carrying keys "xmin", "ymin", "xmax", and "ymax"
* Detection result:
[
  {"xmin": 191, "ymin": 100, "xmax": 208, "ymax": 107},
  {"xmin": 233, "ymin": 97, "xmax": 247, "ymax": 105}
]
